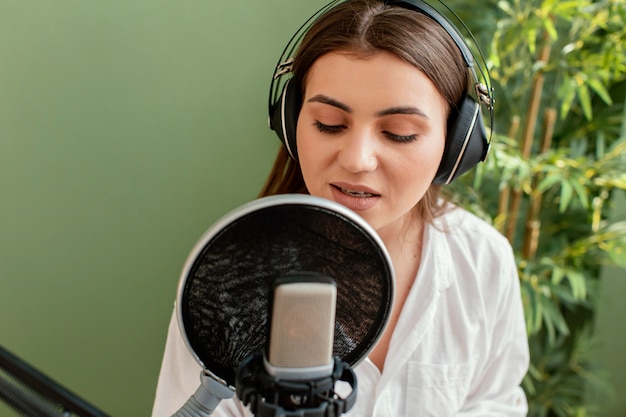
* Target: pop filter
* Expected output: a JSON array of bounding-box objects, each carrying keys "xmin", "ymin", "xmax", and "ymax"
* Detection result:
[{"xmin": 175, "ymin": 194, "xmax": 394, "ymax": 410}]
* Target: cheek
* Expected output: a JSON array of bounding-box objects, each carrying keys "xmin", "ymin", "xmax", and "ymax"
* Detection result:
[
  {"xmin": 295, "ymin": 124, "xmax": 322, "ymax": 187},
  {"xmin": 296, "ymin": 123, "xmax": 310, "ymax": 164},
  {"xmin": 395, "ymin": 138, "xmax": 445, "ymax": 187},
  {"xmin": 296, "ymin": 115, "xmax": 335, "ymax": 161}
]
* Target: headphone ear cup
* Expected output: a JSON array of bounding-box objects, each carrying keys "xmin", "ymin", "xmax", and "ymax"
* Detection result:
[
  {"xmin": 269, "ymin": 78, "xmax": 302, "ymax": 161},
  {"xmin": 433, "ymin": 96, "xmax": 488, "ymax": 184}
]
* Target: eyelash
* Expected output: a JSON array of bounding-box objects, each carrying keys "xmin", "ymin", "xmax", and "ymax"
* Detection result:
[
  {"xmin": 383, "ymin": 131, "xmax": 418, "ymax": 143},
  {"xmin": 314, "ymin": 121, "xmax": 344, "ymax": 134},
  {"xmin": 314, "ymin": 121, "xmax": 418, "ymax": 144}
]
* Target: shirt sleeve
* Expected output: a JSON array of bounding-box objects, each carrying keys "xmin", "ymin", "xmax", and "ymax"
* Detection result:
[
  {"xmin": 456, "ymin": 246, "xmax": 530, "ymax": 416},
  {"xmin": 151, "ymin": 307, "xmax": 203, "ymax": 417}
]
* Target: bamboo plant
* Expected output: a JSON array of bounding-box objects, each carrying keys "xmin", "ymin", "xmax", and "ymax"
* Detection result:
[{"xmin": 445, "ymin": 0, "xmax": 626, "ymax": 415}]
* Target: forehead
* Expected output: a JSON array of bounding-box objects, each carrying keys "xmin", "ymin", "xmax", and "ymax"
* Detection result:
[{"xmin": 303, "ymin": 51, "xmax": 447, "ymax": 118}]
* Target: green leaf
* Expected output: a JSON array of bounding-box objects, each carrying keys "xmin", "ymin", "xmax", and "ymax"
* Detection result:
[
  {"xmin": 559, "ymin": 81, "xmax": 577, "ymax": 119},
  {"xmin": 523, "ymin": 280, "xmax": 543, "ymax": 335},
  {"xmin": 570, "ymin": 177, "xmax": 589, "ymax": 208},
  {"xmin": 559, "ymin": 181, "xmax": 574, "ymax": 212},
  {"xmin": 527, "ymin": 25, "xmax": 538, "ymax": 54},
  {"xmin": 497, "ymin": 0, "xmax": 515, "ymax": 16},
  {"xmin": 576, "ymin": 83, "xmax": 593, "ymax": 120},
  {"xmin": 595, "ymin": 132, "xmax": 606, "ymax": 159},
  {"xmin": 538, "ymin": 173, "xmax": 564, "ymax": 193},
  {"xmin": 565, "ymin": 270, "xmax": 587, "ymax": 300},
  {"xmin": 587, "ymin": 78, "xmax": 613, "ymax": 106},
  {"xmin": 543, "ymin": 16, "xmax": 559, "ymax": 40},
  {"xmin": 541, "ymin": 292, "xmax": 570, "ymax": 342},
  {"xmin": 551, "ymin": 267, "xmax": 564, "ymax": 285}
]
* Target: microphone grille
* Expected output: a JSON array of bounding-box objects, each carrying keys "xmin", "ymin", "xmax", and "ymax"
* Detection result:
[{"xmin": 268, "ymin": 279, "xmax": 336, "ymax": 369}]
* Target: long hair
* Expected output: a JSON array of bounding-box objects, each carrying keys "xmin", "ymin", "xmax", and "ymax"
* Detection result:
[{"xmin": 259, "ymin": 0, "xmax": 467, "ymax": 224}]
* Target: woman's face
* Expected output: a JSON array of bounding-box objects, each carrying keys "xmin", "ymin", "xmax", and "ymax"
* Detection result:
[{"xmin": 296, "ymin": 51, "xmax": 448, "ymax": 236}]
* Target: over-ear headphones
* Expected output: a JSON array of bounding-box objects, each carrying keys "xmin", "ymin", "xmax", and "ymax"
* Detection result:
[{"xmin": 269, "ymin": 0, "xmax": 494, "ymax": 184}]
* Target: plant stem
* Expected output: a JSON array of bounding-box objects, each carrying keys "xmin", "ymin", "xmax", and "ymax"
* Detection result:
[
  {"xmin": 497, "ymin": 116, "xmax": 521, "ymax": 233},
  {"xmin": 522, "ymin": 108, "xmax": 557, "ymax": 260},
  {"xmin": 506, "ymin": 42, "xmax": 552, "ymax": 244}
]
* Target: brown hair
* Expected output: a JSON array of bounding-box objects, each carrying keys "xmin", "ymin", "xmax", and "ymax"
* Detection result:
[{"xmin": 259, "ymin": 0, "xmax": 468, "ymax": 224}]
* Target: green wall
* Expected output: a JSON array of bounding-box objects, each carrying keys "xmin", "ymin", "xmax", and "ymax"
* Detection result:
[
  {"xmin": 594, "ymin": 190, "xmax": 626, "ymax": 416},
  {"xmin": 0, "ymin": 1, "xmax": 325, "ymax": 415},
  {"xmin": 2, "ymin": 1, "xmax": 625, "ymax": 416}
]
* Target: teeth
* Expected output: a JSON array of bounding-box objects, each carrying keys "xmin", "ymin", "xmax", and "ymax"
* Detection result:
[{"xmin": 339, "ymin": 186, "xmax": 374, "ymax": 198}]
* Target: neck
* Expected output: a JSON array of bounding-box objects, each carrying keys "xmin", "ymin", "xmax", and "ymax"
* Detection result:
[
  {"xmin": 376, "ymin": 215, "xmax": 425, "ymax": 287},
  {"xmin": 367, "ymin": 214, "xmax": 425, "ymax": 372},
  {"xmin": 376, "ymin": 211, "xmax": 423, "ymax": 252}
]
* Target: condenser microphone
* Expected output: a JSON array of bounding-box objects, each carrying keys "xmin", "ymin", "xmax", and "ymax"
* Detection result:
[
  {"xmin": 265, "ymin": 275, "xmax": 336, "ymax": 382},
  {"xmin": 235, "ymin": 275, "xmax": 357, "ymax": 417}
]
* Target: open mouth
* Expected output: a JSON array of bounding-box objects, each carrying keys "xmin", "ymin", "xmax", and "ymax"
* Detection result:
[{"xmin": 332, "ymin": 184, "xmax": 379, "ymax": 198}]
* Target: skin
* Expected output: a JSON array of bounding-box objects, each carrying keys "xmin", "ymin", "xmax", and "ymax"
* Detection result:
[{"xmin": 296, "ymin": 51, "xmax": 449, "ymax": 371}]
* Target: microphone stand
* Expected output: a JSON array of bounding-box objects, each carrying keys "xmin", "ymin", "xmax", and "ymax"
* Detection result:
[
  {"xmin": 172, "ymin": 371, "xmax": 234, "ymax": 417},
  {"xmin": 0, "ymin": 345, "xmax": 110, "ymax": 417},
  {"xmin": 235, "ymin": 352, "xmax": 357, "ymax": 417}
]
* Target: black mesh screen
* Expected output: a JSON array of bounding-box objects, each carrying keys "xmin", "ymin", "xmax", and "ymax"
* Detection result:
[{"xmin": 179, "ymin": 197, "xmax": 393, "ymax": 387}]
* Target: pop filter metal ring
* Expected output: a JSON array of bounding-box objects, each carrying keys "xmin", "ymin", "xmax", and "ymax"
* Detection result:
[{"xmin": 175, "ymin": 194, "xmax": 395, "ymax": 390}]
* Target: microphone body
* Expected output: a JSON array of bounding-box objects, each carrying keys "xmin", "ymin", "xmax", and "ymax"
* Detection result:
[
  {"xmin": 236, "ymin": 275, "xmax": 357, "ymax": 417},
  {"xmin": 266, "ymin": 276, "xmax": 337, "ymax": 381}
]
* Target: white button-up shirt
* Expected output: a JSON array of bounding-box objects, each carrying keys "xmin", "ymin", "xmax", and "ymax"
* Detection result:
[{"xmin": 152, "ymin": 207, "xmax": 529, "ymax": 416}]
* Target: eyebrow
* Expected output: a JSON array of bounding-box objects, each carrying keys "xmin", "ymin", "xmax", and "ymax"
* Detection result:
[
  {"xmin": 376, "ymin": 106, "xmax": 430, "ymax": 119},
  {"xmin": 307, "ymin": 94, "xmax": 430, "ymax": 120},
  {"xmin": 307, "ymin": 94, "xmax": 351, "ymax": 113}
]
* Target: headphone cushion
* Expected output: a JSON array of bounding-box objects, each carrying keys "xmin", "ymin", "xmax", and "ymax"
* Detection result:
[
  {"xmin": 433, "ymin": 96, "xmax": 488, "ymax": 184},
  {"xmin": 270, "ymin": 78, "xmax": 302, "ymax": 160}
]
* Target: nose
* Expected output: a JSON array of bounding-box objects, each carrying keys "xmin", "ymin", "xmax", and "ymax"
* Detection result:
[{"xmin": 337, "ymin": 130, "xmax": 378, "ymax": 174}]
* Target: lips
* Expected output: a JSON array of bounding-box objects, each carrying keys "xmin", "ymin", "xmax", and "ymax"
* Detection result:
[
  {"xmin": 330, "ymin": 183, "xmax": 380, "ymax": 211},
  {"xmin": 333, "ymin": 184, "xmax": 378, "ymax": 198}
]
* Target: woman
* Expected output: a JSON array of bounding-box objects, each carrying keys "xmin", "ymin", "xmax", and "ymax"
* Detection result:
[{"xmin": 152, "ymin": 1, "xmax": 529, "ymax": 415}]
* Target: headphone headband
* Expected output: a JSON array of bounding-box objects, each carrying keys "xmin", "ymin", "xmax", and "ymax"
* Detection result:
[
  {"xmin": 385, "ymin": 0, "xmax": 474, "ymax": 66},
  {"xmin": 386, "ymin": 0, "xmax": 493, "ymax": 112}
]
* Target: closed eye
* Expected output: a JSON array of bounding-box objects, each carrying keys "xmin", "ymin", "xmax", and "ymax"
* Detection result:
[
  {"xmin": 383, "ymin": 131, "xmax": 418, "ymax": 143},
  {"xmin": 314, "ymin": 120, "xmax": 345, "ymax": 134}
]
